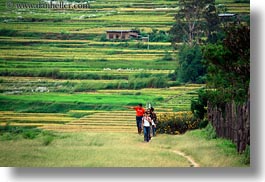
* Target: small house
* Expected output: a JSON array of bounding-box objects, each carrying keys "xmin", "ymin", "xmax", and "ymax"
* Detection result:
[{"xmin": 106, "ymin": 30, "xmax": 139, "ymax": 40}]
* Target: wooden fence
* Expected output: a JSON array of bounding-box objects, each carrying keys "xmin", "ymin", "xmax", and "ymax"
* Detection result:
[{"xmin": 207, "ymin": 96, "xmax": 250, "ymax": 153}]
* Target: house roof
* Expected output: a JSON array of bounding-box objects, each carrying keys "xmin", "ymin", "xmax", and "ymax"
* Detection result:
[
  {"xmin": 106, "ymin": 30, "xmax": 139, "ymax": 33},
  {"xmin": 218, "ymin": 13, "xmax": 237, "ymax": 17}
]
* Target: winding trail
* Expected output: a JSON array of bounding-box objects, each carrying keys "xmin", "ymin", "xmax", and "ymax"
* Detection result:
[{"xmin": 172, "ymin": 150, "xmax": 200, "ymax": 167}]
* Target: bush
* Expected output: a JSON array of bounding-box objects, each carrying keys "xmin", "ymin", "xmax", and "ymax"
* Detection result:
[
  {"xmin": 146, "ymin": 29, "xmax": 170, "ymax": 42},
  {"xmin": 22, "ymin": 129, "xmax": 40, "ymax": 139},
  {"xmin": 198, "ymin": 119, "xmax": 209, "ymax": 129},
  {"xmin": 0, "ymin": 132, "xmax": 15, "ymax": 141},
  {"xmin": 204, "ymin": 123, "xmax": 217, "ymax": 139},
  {"xmin": 0, "ymin": 125, "xmax": 42, "ymax": 140},
  {"xmin": 156, "ymin": 111, "xmax": 199, "ymax": 134},
  {"xmin": 0, "ymin": 123, "xmax": 24, "ymax": 141},
  {"xmin": 42, "ymin": 135, "xmax": 54, "ymax": 146},
  {"xmin": 99, "ymin": 34, "xmax": 108, "ymax": 41},
  {"xmin": 191, "ymin": 89, "xmax": 208, "ymax": 120}
]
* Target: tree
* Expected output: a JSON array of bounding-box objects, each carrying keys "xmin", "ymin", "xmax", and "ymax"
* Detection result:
[
  {"xmin": 177, "ymin": 44, "xmax": 206, "ymax": 83},
  {"xmin": 204, "ymin": 4, "xmax": 221, "ymax": 43},
  {"xmin": 170, "ymin": 0, "xmax": 215, "ymax": 47},
  {"xmin": 169, "ymin": 0, "xmax": 216, "ymax": 83},
  {"xmin": 203, "ymin": 24, "xmax": 250, "ymax": 103}
]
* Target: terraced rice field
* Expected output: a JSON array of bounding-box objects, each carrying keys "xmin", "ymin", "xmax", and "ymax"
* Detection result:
[
  {"xmin": 0, "ymin": 110, "xmax": 137, "ymax": 133},
  {"xmin": 0, "ymin": 0, "xmax": 249, "ymax": 132},
  {"xmin": 41, "ymin": 111, "xmax": 137, "ymax": 132}
]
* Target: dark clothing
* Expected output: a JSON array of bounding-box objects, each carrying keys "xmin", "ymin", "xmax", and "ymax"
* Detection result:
[
  {"xmin": 152, "ymin": 126, "xmax": 156, "ymax": 137},
  {"xmin": 150, "ymin": 111, "xmax": 157, "ymax": 137},
  {"xmin": 133, "ymin": 106, "xmax": 145, "ymax": 134},
  {"xmin": 144, "ymin": 126, "xmax": 151, "ymax": 142},
  {"xmin": 150, "ymin": 112, "xmax": 157, "ymax": 124},
  {"xmin": 136, "ymin": 116, "xmax": 142, "ymax": 134}
]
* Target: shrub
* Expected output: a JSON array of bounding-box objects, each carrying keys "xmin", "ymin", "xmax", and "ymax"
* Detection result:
[
  {"xmin": 99, "ymin": 34, "xmax": 108, "ymax": 41},
  {"xmin": 42, "ymin": 135, "xmax": 54, "ymax": 146},
  {"xmin": 204, "ymin": 123, "xmax": 217, "ymax": 139},
  {"xmin": 198, "ymin": 119, "xmax": 209, "ymax": 129},
  {"xmin": 141, "ymin": 29, "xmax": 170, "ymax": 42},
  {"xmin": 0, "ymin": 125, "xmax": 43, "ymax": 140},
  {"xmin": 191, "ymin": 89, "xmax": 208, "ymax": 120},
  {"xmin": 0, "ymin": 125, "xmax": 57, "ymax": 145},
  {"xmin": 0, "ymin": 123, "xmax": 22, "ymax": 140},
  {"xmin": 0, "ymin": 132, "xmax": 15, "ymax": 141},
  {"xmin": 22, "ymin": 129, "xmax": 40, "ymax": 139},
  {"xmin": 156, "ymin": 111, "xmax": 199, "ymax": 134}
]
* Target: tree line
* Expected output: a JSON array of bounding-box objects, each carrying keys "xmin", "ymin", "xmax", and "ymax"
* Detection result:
[{"xmin": 169, "ymin": 0, "xmax": 250, "ymax": 155}]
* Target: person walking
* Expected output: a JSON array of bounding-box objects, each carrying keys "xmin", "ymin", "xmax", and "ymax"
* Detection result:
[
  {"xmin": 150, "ymin": 107, "xmax": 157, "ymax": 137},
  {"xmin": 142, "ymin": 111, "xmax": 152, "ymax": 142},
  {"xmin": 125, "ymin": 104, "xmax": 145, "ymax": 134}
]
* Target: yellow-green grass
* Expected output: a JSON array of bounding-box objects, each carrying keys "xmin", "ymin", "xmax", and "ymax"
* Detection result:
[
  {"xmin": 0, "ymin": 22, "xmax": 171, "ymax": 34},
  {"xmin": 97, "ymin": 85, "xmax": 204, "ymax": 97},
  {"xmin": 68, "ymin": 110, "xmax": 134, "ymax": 114},
  {"xmin": 0, "ymin": 122, "xmax": 43, "ymax": 127},
  {"xmin": 70, "ymin": 27, "xmax": 171, "ymax": 34},
  {"xmin": 40, "ymin": 125, "xmax": 136, "ymax": 133},
  {"xmin": 89, "ymin": 14, "xmax": 173, "ymax": 22},
  {"xmin": 0, "ymin": 76, "xmax": 129, "ymax": 84},
  {"xmin": 0, "ymin": 85, "xmax": 201, "ymax": 113},
  {"xmin": 118, "ymin": 7, "xmax": 178, "ymax": 12},
  {"xmin": 0, "ymin": 130, "xmax": 248, "ymax": 167},
  {"xmin": 151, "ymin": 130, "xmax": 249, "ymax": 167},
  {"xmin": 0, "ymin": 48, "xmax": 162, "ymax": 61},
  {"xmin": 0, "ymin": 132, "xmax": 188, "ymax": 167},
  {"xmin": 0, "ymin": 37, "xmax": 173, "ymax": 47},
  {"xmin": 42, "ymin": 111, "xmax": 136, "ymax": 132},
  {"xmin": 0, "ymin": 110, "xmax": 137, "ymax": 133},
  {"xmin": 0, "ymin": 111, "xmax": 74, "ymax": 124},
  {"xmin": 0, "ymin": 44, "xmax": 171, "ymax": 54},
  {"xmin": 59, "ymin": 70, "xmax": 172, "ymax": 74},
  {"xmin": 0, "ymin": 45, "xmax": 166, "ymax": 54}
]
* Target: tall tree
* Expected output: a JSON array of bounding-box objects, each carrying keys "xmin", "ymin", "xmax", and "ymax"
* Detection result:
[
  {"xmin": 204, "ymin": 4, "xmax": 220, "ymax": 43},
  {"xmin": 170, "ymin": 0, "xmax": 215, "ymax": 47}
]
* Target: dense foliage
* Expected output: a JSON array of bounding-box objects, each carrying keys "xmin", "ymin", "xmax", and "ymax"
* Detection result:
[
  {"xmin": 191, "ymin": 89, "xmax": 208, "ymax": 120},
  {"xmin": 176, "ymin": 44, "xmax": 206, "ymax": 83},
  {"xmin": 203, "ymin": 24, "xmax": 250, "ymax": 104},
  {"xmin": 156, "ymin": 112, "xmax": 199, "ymax": 134},
  {"xmin": 169, "ymin": 0, "xmax": 218, "ymax": 84}
]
